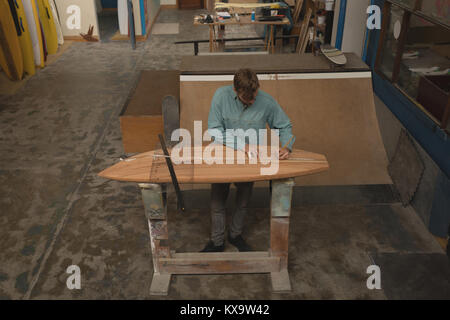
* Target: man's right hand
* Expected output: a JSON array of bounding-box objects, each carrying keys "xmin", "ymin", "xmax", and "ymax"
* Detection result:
[{"xmin": 245, "ymin": 144, "xmax": 259, "ymax": 160}]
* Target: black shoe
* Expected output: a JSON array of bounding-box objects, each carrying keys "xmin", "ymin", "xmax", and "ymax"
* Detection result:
[
  {"xmin": 200, "ymin": 240, "xmax": 225, "ymax": 252},
  {"xmin": 228, "ymin": 234, "xmax": 252, "ymax": 252}
]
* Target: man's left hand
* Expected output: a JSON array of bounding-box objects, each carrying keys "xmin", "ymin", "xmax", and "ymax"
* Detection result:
[{"xmin": 279, "ymin": 147, "xmax": 290, "ymax": 160}]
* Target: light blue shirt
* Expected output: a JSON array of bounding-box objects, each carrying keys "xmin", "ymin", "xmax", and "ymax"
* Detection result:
[{"xmin": 208, "ymin": 85, "xmax": 295, "ymax": 151}]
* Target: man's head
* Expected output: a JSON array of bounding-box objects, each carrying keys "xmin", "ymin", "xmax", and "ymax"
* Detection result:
[{"xmin": 233, "ymin": 69, "xmax": 260, "ymax": 106}]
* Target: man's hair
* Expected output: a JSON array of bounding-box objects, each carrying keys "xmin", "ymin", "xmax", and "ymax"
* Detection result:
[{"xmin": 233, "ymin": 69, "xmax": 260, "ymax": 101}]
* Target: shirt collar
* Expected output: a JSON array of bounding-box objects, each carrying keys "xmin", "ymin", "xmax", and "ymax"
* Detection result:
[{"xmin": 233, "ymin": 90, "xmax": 254, "ymax": 109}]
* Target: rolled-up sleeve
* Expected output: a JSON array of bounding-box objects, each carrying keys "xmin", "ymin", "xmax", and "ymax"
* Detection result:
[{"xmin": 268, "ymin": 101, "xmax": 295, "ymax": 151}]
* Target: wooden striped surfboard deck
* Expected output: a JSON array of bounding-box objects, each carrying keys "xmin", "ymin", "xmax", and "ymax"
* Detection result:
[{"xmin": 99, "ymin": 146, "xmax": 329, "ymax": 184}]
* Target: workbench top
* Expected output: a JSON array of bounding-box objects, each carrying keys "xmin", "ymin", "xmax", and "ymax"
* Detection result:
[{"xmin": 180, "ymin": 53, "xmax": 370, "ymax": 75}]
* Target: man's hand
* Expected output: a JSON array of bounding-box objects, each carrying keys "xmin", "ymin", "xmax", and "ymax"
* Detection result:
[
  {"xmin": 245, "ymin": 144, "xmax": 258, "ymax": 160},
  {"xmin": 279, "ymin": 147, "xmax": 290, "ymax": 160}
]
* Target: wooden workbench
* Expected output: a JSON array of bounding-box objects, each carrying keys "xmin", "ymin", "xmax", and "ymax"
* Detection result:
[
  {"xmin": 99, "ymin": 146, "xmax": 329, "ymax": 295},
  {"xmin": 194, "ymin": 15, "xmax": 290, "ymax": 53},
  {"xmin": 139, "ymin": 178, "xmax": 296, "ymax": 295}
]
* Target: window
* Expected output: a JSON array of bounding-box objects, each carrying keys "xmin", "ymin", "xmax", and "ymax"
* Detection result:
[{"xmin": 375, "ymin": 0, "xmax": 450, "ymax": 132}]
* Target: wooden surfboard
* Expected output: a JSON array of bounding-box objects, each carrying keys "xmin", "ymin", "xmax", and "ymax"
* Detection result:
[
  {"xmin": 321, "ymin": 44, "xmax": 347, "ymax": 66},
  {"xmin": 98, "ymin": 146, "xmax": 329, "ymax": 184}
]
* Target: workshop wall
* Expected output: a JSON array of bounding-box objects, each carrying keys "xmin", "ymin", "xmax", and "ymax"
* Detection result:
[
  {"xmin": 54, "ymin": 0, "xmax": 100, "ymax": 37},
  {"xmin": 341, "ymin": 0, "xmax": 370, "ymax": 57}
]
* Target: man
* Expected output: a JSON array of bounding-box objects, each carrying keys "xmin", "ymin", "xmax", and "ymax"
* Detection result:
[{"xmin": 201, "ymin": 68, "xmax": 295, "ymax": 252}]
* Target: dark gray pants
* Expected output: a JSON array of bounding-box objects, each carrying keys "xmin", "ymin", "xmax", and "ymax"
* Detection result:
[{"xmin": 210, "ymin": 182, "xmax": 254, "ymax": 245}]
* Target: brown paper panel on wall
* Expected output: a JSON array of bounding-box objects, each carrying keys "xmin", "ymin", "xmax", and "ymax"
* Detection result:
[{"xmin": 180, "ymin": 75, "xmax": 391, "ymax": 186}]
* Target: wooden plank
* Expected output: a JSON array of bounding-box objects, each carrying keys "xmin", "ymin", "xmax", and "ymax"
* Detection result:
[
  {"xmin": 270, "ymin": 218, "xmax": 290, "ymax": 252},
  {"xmin": 150, "ymin": 273, "xmax": 172, "ymax": 295},
  {"xmin": 173, "ymin": 251, "xmax": 270, "ymax": 259},
  {"xmin": 270, "ymin": 217, "xmax": 290, "ymax": 269},
  {"xmin": 300, "ymin": 10, "xmax": 313, "ymax": 53},
  {"xmin": 159, "ymin": 252, "xmax": 281, "ymax": 274},
  {"xmin": 271, "ymin": 269, "xmax": 292, "ymax": 292},
  {"xmin": 120, "ymin": 116, "xmax": 163, "ymax": 153},
  {"xmin": 296, "ymin": 6, "xmax": 312, "ymax": 53},
  {"xmin": 293, "ymin": 0, "xmax": 305, "ymax": 23}
]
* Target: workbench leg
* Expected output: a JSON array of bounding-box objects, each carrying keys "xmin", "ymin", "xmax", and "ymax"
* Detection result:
[
  {"xmin": 270, "ymin": 25, "xmax": 275, "ymax": 54},
  {"xmin": 209, "ymin": 26, "xmax": 214, "ymax": 52},
  {"xmin": 268, "ymin": 26, "xmax": 274, "ymax": 53},
  {"xmin": 269, "ymin": 178, "xmax": 294, "ymax": 293},
  {"xmin": 218, "ymin": 25, "xmax": 225, "ymax": 52},
  {"xmin": 264, "ymin": 26, "xmax": 269, "ymax": 51},
  {"xmin": 274, "ymin": 25, "xmax": 283, "ymax": 54},
  {"xmin": 139, "ymin": 183, "xmax": 172, "ymax": 296}
]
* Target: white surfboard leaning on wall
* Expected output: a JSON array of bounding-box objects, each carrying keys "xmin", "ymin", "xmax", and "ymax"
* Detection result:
[
  {"xmin": 22, "ymin": 0, "xmax": 45, "ymax": 67},
  {"xmin": 118, "ymin": 0, "xmax": 128, "ymax": 35},
  {"xmin": 49, "ymin": 0, "xmax": 64, "ymax": 45}
]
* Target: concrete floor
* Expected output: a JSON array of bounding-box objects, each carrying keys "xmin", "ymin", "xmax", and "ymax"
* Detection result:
[{"xmin": 0, "ymin": 9, "xmax": 449, "ymax": 300}]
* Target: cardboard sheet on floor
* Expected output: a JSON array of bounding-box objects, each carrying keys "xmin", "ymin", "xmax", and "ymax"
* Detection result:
[{"xmin": 179, "ymin": 56, "xmax": 391, "ymax": 186}]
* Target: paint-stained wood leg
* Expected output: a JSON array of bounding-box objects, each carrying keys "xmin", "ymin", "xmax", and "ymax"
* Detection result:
[
  {"xmin": 270, "ymin": 217, "xmax": 290, "ymax": 269},
  {"xmin": 271, "ymin": 269, "xmax": 291, "ymax": 293},
  {"xmin": 269, "ymin": 178, "xmax": 294, "ymax": 292},
  {"xmin": 139, "ymin": 183, "xmax": 172, "ymax": 295},
  {"xmin": 150, "ymin": 273, "xmax": 172, "ymax": 296},
  {"xmin": 270, "ymin": 178, "xmax": 294, "ymax": 218}
]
